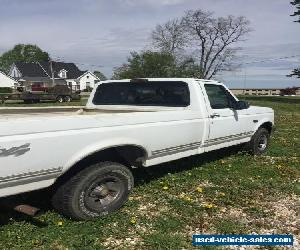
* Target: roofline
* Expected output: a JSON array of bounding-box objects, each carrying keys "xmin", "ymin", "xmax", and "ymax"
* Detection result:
[
  {"xmin": 76, "ymin": 70, "xmax": 99, "ymax": 80},
  {"xmin": 37, "ymin": 62, "xmax": 50, "ymax": 77},
  {"xmin": 0, "ymin": 70, "xmax": 18, "ymax": 82},
  {"xmin": 8, "ymin": 63, "xmax": 22, "ymax": 78}
]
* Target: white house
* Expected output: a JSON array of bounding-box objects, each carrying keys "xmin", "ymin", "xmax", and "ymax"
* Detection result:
[
  {"xmin": 66, "ymin": 71, "xmax": 100, "ymax": 91},
  {"xmin": 8, "ymin": 62, "xmax": 100, "ymax": 91},
  {"xmin": 0, "ymin": 70, "xmax": 18, "ymax": 88}
]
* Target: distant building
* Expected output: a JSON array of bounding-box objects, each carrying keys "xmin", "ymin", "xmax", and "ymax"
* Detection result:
[
  {"xmin": 8, "ymin": 61, "xmax": 100, "ymax": 91},
  {"xmin": 230, "ymin": 88, "xmax": 300, "ymax": 96},
  {"xmin": 0, "ymin": 70, "xmax": 18, "ymax": 88}
]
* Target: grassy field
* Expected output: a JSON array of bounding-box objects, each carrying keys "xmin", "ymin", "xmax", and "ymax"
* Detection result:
[{"xmin": 0, "ymin": 97, "xmax": 299, "ymax": 250}]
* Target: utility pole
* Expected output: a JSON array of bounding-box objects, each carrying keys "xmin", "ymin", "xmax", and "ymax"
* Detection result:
[{"xmin": 49, "ymin": 59, "xmax": 55, "ymax": 86}]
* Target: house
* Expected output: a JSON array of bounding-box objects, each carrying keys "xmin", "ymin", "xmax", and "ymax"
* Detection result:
[
  {"xmin": 0, "ymin": 70, "xmax": 18, "ymax": 89},
  {"xmin": 8, "ymin": 61, "xmax": 100, "ymax": 91},
  {"xmin": 65, "ymin": 71, "xmax": 100, "ymax": 91}
]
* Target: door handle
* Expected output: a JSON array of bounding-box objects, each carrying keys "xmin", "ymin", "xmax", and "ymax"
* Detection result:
[{"xmin": 210, "ymin": 113, "xmax": 220, "ymax": 118}]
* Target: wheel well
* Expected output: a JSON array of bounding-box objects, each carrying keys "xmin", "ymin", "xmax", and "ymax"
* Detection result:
[
  {"xmin": 54, "ymin": 145, "xmax": 147, "ymax": 185},
  {"xmin": 259, "ymin": 122, "xmax": 273, "ymax": 134}
]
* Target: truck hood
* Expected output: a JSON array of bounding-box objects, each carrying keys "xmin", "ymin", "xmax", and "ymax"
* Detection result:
[{"xmin": 248, "ymin": 106, "xmax": 274, "ymax": 114}]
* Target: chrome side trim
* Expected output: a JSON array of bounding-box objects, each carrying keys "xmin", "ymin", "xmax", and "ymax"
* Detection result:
[{"xmin": 0, "ymin": 167, "xmax": 63, "ymax": 189}]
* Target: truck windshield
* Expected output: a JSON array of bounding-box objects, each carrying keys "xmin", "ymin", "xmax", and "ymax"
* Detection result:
[{"xmin": 92, "ymin": 81, "xmax": 190, "ymax": 107}]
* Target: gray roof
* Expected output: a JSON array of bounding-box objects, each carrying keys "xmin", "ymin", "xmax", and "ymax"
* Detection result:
[{"xmin": 14, "ymin": 61, "xmax": 86, "ymax": 79}]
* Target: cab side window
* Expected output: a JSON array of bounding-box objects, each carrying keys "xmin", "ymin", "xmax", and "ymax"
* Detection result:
[{"xmin": 204, "ymin": 84, "xmax": 235, "ymax": 109}]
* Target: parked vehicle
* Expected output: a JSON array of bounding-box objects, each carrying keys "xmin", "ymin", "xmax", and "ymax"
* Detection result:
[
  {"xmin": 0, "ymin": 78, "xmax": 274, "ymax": 220},
  {"xmin": 21, "ymin": 85, "xmax": 81, "ymax": 103}
]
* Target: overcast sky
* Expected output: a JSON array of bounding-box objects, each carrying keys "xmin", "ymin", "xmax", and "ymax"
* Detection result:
[{"xmin": 0, "ymin": 0, "xmax": 300, "ymax": 88}]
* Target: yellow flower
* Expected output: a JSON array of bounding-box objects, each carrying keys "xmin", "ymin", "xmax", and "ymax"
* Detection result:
[
  {"xmin": 179, "ymin": 192, "xmax": 185, "ymax": 198},
  {"xmin": 162, "ymin": 186, "xmax": 169, "ymax": 190},
  {"xmin": 57, "ymin": 221, "xmax": 63, "ymax": 226},
  {"xmin": 130, "ymin": 218, "xmax": 137, "ymax": 224},
  {"xmin": 184, "ymin": 196, "xmax": 193, "ymax": 202},
  {"xmin": 196, "ymin": 187, "xmax": 203, "ymax": 193},
  {"xmin": 204, "ymin": 203, "xmax": 215, "ymax": 209}
]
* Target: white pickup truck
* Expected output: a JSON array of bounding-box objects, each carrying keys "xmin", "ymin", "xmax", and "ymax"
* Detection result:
[{"xmin": 0, "ymin": 78, "xmax": 274, "ymax": 220}]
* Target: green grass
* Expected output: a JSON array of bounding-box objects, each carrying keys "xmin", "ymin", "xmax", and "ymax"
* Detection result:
[{"xmin": 0, "ymin": 97, "xmax": 299, "ymax": 249}]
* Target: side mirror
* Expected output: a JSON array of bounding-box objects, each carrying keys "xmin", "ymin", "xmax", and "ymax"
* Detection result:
[{"xmin": 233, "ymin": 100, "xmax": 250, "ymax": 110}]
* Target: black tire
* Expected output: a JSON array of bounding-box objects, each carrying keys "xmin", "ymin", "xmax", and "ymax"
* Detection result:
[
  {"xmin": 51, "ymin": 161, "xmax": 134, "ymax": 220},
  {"xmin": 246, "ymin": 127, "xmax": 270, "ymax": 155},
  {"xmin": 64, "ymin": 96, "xmax": 72, "ymax": 102},
  {"xmin": 56, "ymin": 96, "xmax": 64, "ymax": 103}
]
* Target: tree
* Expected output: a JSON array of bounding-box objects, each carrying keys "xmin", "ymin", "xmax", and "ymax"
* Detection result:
[
  {"xmin": 0, "ymin": 44, "xmax": 50, "ymax": 73},
  {"xmin": 287, "ymin": 68, "xmax": 300, "ymax": 78},
  {"xmin": 291, "ymin": 0, "xmax": 300, "ymax": 22},
  {"xmin": 182, "ymin": 10, "xmax": 251, "ymax": 79},
  {"xmin": 289, "ymin": 1, "xmax": 300, "ymax": 77},
  {"xmin": 151, "ymin": 10, "xmax": 251, "ymax": 79},
  {"xmin": 151, "ymin": 18, "xmax": 187, "ymax": 55},
  {"xmin": 112, "ymin": 51, "xmax": 177, "ymax": 79},
  {"xmin": 280, "ymin": 87, "xmax": 299, "ymax": 96},
  {"xmin": 94, "ymin": 70, "xmax": 107, "ymax": 80}
]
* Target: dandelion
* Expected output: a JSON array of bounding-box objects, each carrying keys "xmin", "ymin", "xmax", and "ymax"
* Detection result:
[
  {"xmin": 204, "ymin": 203, "xmax": 215, "ymax": 209},
  {"xmin": 196, "ymin": 187, "xmax": 203, "ymax": 193},
  {"xmin": 184, "ymin": 196, "xmax": 193, "ymax": 202},
  {"xmin": 179, "ymin": 192, "xmax": 185, "ymax": 198},
  {"xmin": 130, "ymin": 217, "xmax": 137, "ymax": 225},
  {"xmin": 57, "ymin": 221, "xmax": 63, "ymax": 226},
  {"xmin": 162, "ymin": 186, "xmax": 169, "ymax": 190}
]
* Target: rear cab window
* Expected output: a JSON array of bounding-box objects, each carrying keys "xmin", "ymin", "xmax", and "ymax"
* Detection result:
[{"xmin": 92, "ymin": 81, "xmax": 190, "ymax": 107}]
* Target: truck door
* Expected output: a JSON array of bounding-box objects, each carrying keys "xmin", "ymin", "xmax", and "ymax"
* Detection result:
[{"xmin": 203, "ymin": 83, "xmax": 253, "ymax": 150}]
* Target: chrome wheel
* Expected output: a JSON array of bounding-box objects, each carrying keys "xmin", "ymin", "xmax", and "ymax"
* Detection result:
[{"xmin": 84, "ymin": 176, "xmax": 122, "ymax": 213}]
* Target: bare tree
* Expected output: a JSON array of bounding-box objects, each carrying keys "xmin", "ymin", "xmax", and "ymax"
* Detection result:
[
  {"xmin": 151, "ymin": 10, "xmax": 251, "ymax": 79},
  {"xmin": 151, "ymin": 18, "xmax": 187, "ymax": 55},
  {"xmin": 183, "ymin": 10, "xmax": 251, "ymax": 79}
]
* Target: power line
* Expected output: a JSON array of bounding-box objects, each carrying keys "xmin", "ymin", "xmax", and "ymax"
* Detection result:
[{"xmin": 241, "ymin": 54, "xmax": 300, "ymax": 65}]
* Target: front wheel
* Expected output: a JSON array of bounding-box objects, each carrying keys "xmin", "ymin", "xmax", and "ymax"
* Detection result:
[
  {"xmin": 64, "ymin": 96, "xmax": 72, "ymax": 102},
  {"xmin": 51, "ymin": 162, "xmax": 134, "ymax": 220},
  {"xmin": 246, "ymin": 127, "xmax": 270, "ymax": 155}
]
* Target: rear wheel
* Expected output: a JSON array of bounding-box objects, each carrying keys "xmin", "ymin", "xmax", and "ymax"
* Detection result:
[
  {"xmin": 51, "ymin": 161, "xmax": 134, "ymax": 220},
  {"xmin": 56, "ymin": 96, "xmax": 64, "ymax": 103},
  {"xmin": 246, "ymin": 127, "xmax": 270, "ymax": 155},
  {"xmin": 64, "ymin": 96, "xmax": 72, "ymax": 102}
]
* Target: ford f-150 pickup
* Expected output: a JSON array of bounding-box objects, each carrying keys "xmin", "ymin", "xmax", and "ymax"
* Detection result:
[{"xmin": 0, "ymin": 78, "xmax": 274, "ymax": 220}]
